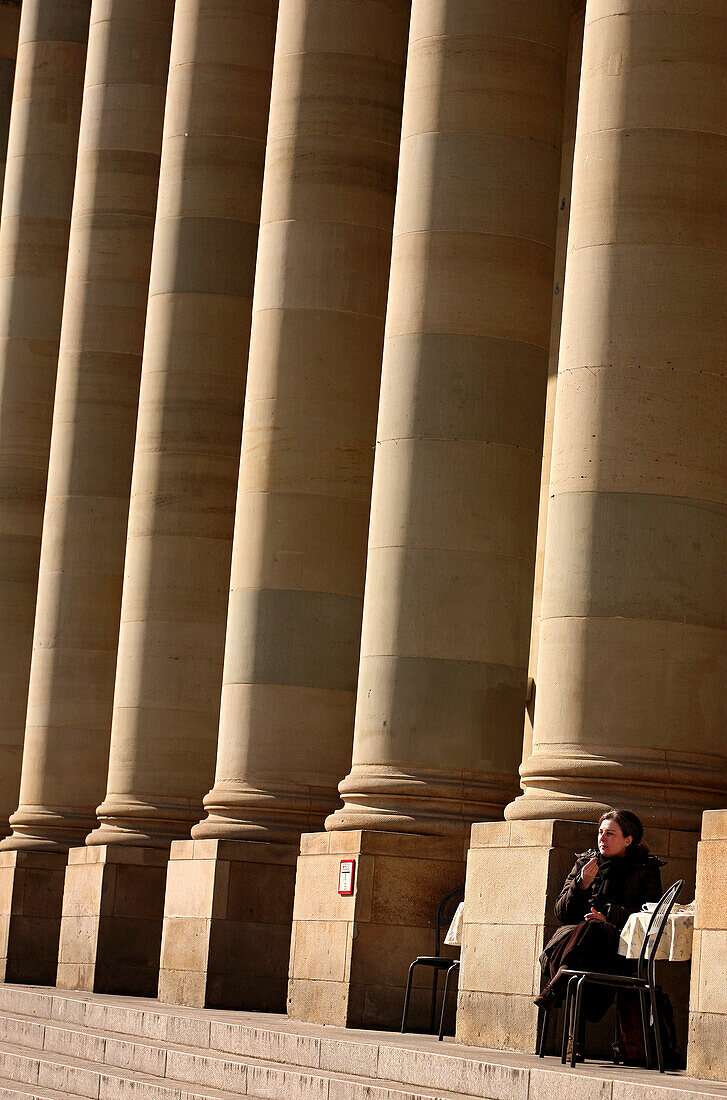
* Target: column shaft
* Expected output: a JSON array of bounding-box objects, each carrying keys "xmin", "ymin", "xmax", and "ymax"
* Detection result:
[
  {"xmin": 192, "ymin": 0, "xmax": 410, "ymax": 845},
  {"xmin": 6, "ymin": 0, "xmax": 173, "ymax": 850},
  {"xmin": 0, "ymin": 0, "xmax": 88, "ymax": 838},
  {"xmin": 0, "ymin": 0, "xmax": 20, "ymax": 201},
  {"xmin": 89, "ymin": 0, "xmax": 277, "ymax": 849},
  {"xmin": 329, "ymin": 0, "xmax": 569, "ymax": 836},
  {"xmin": 509, "ymin": 0, "xmax": 727, "ymax": 832},
  {"xmin": 522, "ymin": 0, "xmax": 584, "ymax": 766}
]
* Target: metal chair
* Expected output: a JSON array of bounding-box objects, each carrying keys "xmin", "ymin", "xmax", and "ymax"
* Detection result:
[
  {"xmin": 552, "ymin": 879, "xmax": 684, "ymax": 1072},
  {"xmin": 400, "ymin": 884, "xmax": 464, "ymax": 1041}
]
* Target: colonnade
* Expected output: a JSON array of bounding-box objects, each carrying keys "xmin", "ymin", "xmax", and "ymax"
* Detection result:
[{"xmin": 0, "ymin": 0, "xmax": 724, "ymax": 1078}]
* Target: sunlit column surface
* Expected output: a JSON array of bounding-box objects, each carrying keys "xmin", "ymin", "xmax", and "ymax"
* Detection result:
[
  {"xmin": 508, "ymin": 0, "xmax": 727, "ymax": 831},
  {"xmin": 0, "ymin": 0, "xmax": 89, "ymax": 841},
  {"xmin": 192, "ymin": 0, "xmax": 410, "ymax": 845},
  {"xmin": 6, "ymin": 0, "xmax": 173, "ymax": 850},
  {"xmin": 328, "ymin": 0, "xmax": 570, "ymax": 836},
  {"xmin": 90, "ymin": 0, "xmax": 278, "ymax": 847}
]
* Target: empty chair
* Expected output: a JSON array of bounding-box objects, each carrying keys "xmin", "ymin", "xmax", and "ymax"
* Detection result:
[{"xmin": 401, "ymin": 884, "xmax": 464, "ymax": 1040}]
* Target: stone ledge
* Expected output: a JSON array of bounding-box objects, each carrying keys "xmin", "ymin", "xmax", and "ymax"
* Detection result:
[{"xmin": 0, "ymin": 987, "xmax": 726, "ymax": 1099}]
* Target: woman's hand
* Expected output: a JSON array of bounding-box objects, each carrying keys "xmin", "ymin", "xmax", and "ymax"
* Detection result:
[
  {"xmin": 578, "ymin": 856, "xmax": 599, "ymax": 890},
  {"xmin": 584, "ymin": 908, "xmax": 608, "ymax": 923}
]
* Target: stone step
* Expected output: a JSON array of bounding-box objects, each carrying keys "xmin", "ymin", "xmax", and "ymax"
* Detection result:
[
  {"xmin": 0, "ymin": 987, "xmax": 516, "ymax": 1098},
  {"xmin": 1, "ymin": 986, "xmax": 727, "ymax": 1100},
  {"xmin": 0, "ymin": 1039, "xmax": 476, "ymax": 1100}
]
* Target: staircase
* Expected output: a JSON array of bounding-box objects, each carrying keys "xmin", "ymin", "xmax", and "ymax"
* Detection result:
[{"xmin": 0, "ymin": 984, "xmax": 725, "ymax": 1100}]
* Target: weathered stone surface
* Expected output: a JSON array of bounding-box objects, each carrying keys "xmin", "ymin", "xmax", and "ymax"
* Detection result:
[
  {"xmin": 289, "ymin": 831, "xmax": 464, "ymax": 1030},
  {"xmin": 0, "ymin": 983, "xmax": 725, "ymax": 1098},
  {"xmin": 57, "ymin": 846, "xmax": 167, "ymax": 996},
  {"xmin": 158, "ymin": 839, "xmax": 298, "ymax": 1011},
  {"xmin": 0, "ymin": 850, "xmax": 66, "ymax": 984},
  {"xmin": 688, "ymin": 822, "xmax": 727, "ymax": 1080}
]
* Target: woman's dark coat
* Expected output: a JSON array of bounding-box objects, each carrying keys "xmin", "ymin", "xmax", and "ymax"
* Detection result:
[
  {"xmin": 555, "ymin": 846, "xmax": 664, "ymax": 931},
  {"xmin": 540, "ymin": 845, "xmax": 664, "ymax": 969}
]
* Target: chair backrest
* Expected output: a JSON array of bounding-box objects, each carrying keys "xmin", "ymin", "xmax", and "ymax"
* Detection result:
[
  {"xmin": 636, "ymin": 878, "xmax": 684, "ymax": 982},
  {"xmin": 434, "ymin": 884, "xmax": 465, "ymax": 956}
]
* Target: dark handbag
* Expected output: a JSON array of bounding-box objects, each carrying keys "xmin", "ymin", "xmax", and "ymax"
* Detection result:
[{"xmin": 614, "ymin": 988, "xmax": 681, "ymax": 1068}]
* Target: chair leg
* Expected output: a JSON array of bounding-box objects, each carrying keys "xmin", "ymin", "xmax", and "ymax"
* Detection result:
[
  {"xmin": 649, "ymin": 985, "xmax": 664, "ymax": 1073},
  {"xmin": 571, "ymin": 978, "xmax": 585, "ymax": 1067},
  {"xmin": 438, "ymin": 962, "xmax": 458, "ymax": 1041},
  {"xmin": 561, "ymin": 977, "xmax": 577, "ymax": 1064},
  {"xmin": 537, "ymin": 1008, "xmax": 549, "ymax": 1057},
  {"xmin": 613, "ymin": 995, "xmax": 621, "ymax": 1064},
  {"xmin": 401, "ymin": 961, "xmax": 418, "ymax": 1033},
  {"xmin": 638, "ymin": 989, "xmax": 652, "ymax": 1071},
  {"xmin": 429, "ymin": 968, "xmax": 439, "ymax": 1034}
]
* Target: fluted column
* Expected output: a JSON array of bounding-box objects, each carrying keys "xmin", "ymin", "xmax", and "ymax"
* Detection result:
[
  {"xmin": 508, "ymin": 0, "xmax": 727, "ymax": 834},
  {"xmin": 6, "ymin": 0, "xmax": 173, "ymax": 853},
  {"xmin": 0, "ymin": 0, "xmax": 88, "ymax": 841},
  {"xmin": 327, "ymin": 0, "xmax": 569, "ymax": 837},
  {"xmin": 192, "ymin": 0, "xmax": 409, "ymax": 845},
  {"xmin": 89, "ymin": 0, "xmax": 277, "ymax": 848},
  {"xmin": 0, "ymin": 1, "xmax": 20, "ymax": 201}
]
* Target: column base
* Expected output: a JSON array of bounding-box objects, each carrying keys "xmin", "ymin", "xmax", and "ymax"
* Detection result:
[
  {"xmin": 687, "ymin": 809, "xmax": 727, "ymax": 1081},
  {"xmin": 158, "ymin": 838, "xmax": 298, "ymax": 1011},
  {"xmin": 56, "ymin": 844, "xmax": 168, "ymax": 995},
  {"xmin": 455, "ymin": 819, "xmax": 696, "ymax": 1056},
  {"xmin": 0, "ymin": 850, "xmax": 67, "ymax": 984},
  {"xmin": 288, "ymin": 830, "xmax": 467, "ymax": 1030}
]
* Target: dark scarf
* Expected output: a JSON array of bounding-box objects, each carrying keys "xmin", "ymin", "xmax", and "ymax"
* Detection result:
[{"xmin": 577, "ymin": 846, "xmax": 644, "ymax": 910}]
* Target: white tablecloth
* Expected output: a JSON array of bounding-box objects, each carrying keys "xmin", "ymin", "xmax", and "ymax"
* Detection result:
[
  {"xmin": 444, "ymin": 902, "xmax": 464, "ymax": 947},
  {"xmin": 617, "ymin": 902, "xmax": 695, "ymax": 961}
]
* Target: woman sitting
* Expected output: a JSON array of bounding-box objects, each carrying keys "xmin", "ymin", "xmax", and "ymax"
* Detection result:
[{"xmin": 535, "ymin": 809, "xmax": 664, "ymax": 1058}]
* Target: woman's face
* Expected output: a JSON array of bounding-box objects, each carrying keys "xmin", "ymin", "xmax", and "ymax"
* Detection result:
[{"xmin": 597, "ymin": 818, "xmax": 632, "ymax": 858}]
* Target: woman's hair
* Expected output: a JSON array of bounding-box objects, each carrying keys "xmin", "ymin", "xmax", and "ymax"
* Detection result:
[{"xmin": 599, "ymin": 809, "xmax": 649, "ymax": 853}]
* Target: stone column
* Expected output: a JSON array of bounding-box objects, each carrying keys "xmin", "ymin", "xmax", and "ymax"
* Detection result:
[
  {"xmin": 522, "ymin": 1, "xmax": 584, "ymax": 768},
  {"xmin": 82, "ymin": 0, "xmax": 276, "ymax": 999},
  {"xmin": 458, "ymin": 0, "xmax": 727, "ymax": 1053},
  {"xmin": 289, "ymin": 0, "xmax": 569, "ymax": 1029},
  {"xmin": 508, "ymin": 0, "xmax": 727, "ymax": 835},
  {"xmin": 5, "ymin": 0, "xmax": 173, "ymax": 986},
  {"xmin": 163, "ymin": 0, "xmax": 408, "ymax": 1011},
  {"xmin": 0, "ymin": 0, "xmax": 88, "ymax": 840},
  {"xmin": 0, "ymin": 1, "xmax": 20, "ymax": 202},
  {"xmin": 688, "ymin": 809, "xmax": 727, "ymax": 1080},
  {"xmin": 0, "ymin": 0, "xmax": 90, "ymax": 985}
]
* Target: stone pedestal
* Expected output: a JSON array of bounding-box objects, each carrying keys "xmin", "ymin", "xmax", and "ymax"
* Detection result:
[
  {"xmin": 288, "ymin": 831, "xmax": 466, "ymax": 1030},
  {"xmin": 158, "ymin": 839, "xmax": 298, "ymax": 1011},
  {"xmin": 687, "ymin": 809, "xmax": 727, "ymax": 1081},
  {"xmin": 0, "ymin": 849, "xmax": 66, "ymax": 984},
  {"xmin": 56, "ymin": 845, "xmax": 168, "ymax": 995},
  {"xmin": 455, "ymin": 819, "xmax": 696, "ymax": 1056}
]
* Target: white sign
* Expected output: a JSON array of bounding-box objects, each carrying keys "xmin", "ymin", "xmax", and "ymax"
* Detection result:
[{"xmin": 338, "ymin": 858, "xmax": 355, "ymax": 896}]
